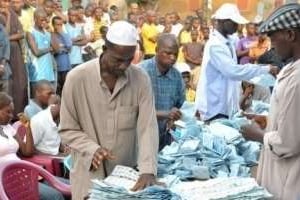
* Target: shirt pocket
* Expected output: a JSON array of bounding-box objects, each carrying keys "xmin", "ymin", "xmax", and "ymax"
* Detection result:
[{"xmin": 117, "ymin": 106, "xmax": 138, "ymax": 131}]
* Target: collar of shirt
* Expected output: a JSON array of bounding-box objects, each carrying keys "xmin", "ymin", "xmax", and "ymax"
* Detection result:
[
  {"xmin": 97, "ymin": 57, "xmax": 130, "ymax": 100},
  {"xmin": 213, "ymin": 30, "xmax": 234, "ymax": 46},
  {"xmin": 29, "ymin": 99, "xmax": 42, "ymax": 110},
  {"xmin": 277, "ymin": 58, "xmax": 300, "ymax": 83},
  {"xmin": 152, "ymin": 57, "xmax": 175, "ymax": 80}
]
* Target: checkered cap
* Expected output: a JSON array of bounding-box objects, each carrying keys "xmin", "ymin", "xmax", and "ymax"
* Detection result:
[{"xmin": 259, "ymin": 3, "xmax": 300, "ymax": 33}]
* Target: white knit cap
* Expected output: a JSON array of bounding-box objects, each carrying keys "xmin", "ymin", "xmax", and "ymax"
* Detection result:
[{"xmin": 106, "ymin": 21, "xmax": 138, "ymax": 46}]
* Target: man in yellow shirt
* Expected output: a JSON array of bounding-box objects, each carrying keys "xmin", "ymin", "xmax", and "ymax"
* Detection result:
[
  {"xmin": 92, "ymin": 6, "xmax": 105, "ymax": 41},
  {"xmin": 141, "ymin": 10, "xmax": 159, "ymax": 59},
  {"xmin": 20, "ymin": 0, "xmax": 36, "ymax": 33}
]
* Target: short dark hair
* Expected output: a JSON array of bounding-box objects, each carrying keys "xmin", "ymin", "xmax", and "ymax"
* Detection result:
[
  {"xmin": 192, "ymin": 17, "xmax": 200, "ymax": 23},
  {"xmin": 75, "ymin": 5, "xmax": 84, "ymax": 10},
  {"xmin": 0, "ymin": 92, "xmax": 13, "ymax": 110},
  {"xmin": 100, "ymin": 26, "xmax": 108, "ymax": 34},
  {"xmin": 52, "ymin": 16, "xmax": 63, "ymax": 26},
  {"xmin": 33, "ymin": 80, "xmax": 52, "ymax": 95},
  {"xmin": 110, "ymin": 5, "xmax": 118, "ymax": 11},
  {"xmin": 44, "ymin": 0, "xmax": 54, "ymax": 5},
  {"xmin": 68, "ymin": 7, "xmax": 77, "ymax": 14}
]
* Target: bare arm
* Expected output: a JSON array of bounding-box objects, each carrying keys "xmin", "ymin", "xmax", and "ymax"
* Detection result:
[
  {"xmin": 9, "ymin": 33, "xmax": 24, "ymax": 41},
  {"xmin": 156, "ymin": 110, "xmax": 169, "ymax": 120},
  {"xmin": 14, "ymin": 124, "xmax": 34, "ymax": 157},
  {"xmin": 236, "ymin": 49, "xmax": 249, "ymax": 58},
  {"xmin": 51, "ymin": 33, "xmax": 61, "ymax": 53},
  {"xmin": 26, "ymin": 32, "xmax": 51, "ymax": 57}
]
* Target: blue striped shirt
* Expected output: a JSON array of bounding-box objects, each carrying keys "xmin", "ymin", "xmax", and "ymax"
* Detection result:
[{"xmin": 140, "ymin": 57, "xmax": 185, "ymax": 134}]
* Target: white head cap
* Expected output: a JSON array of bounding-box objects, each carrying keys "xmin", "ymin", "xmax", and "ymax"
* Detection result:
[
  {"xmin": 175, "ymin": 63, "xmax": 191, "ymax": 73},
  {"xmin": 106, "ymin": 21, "xmax": 138, "ymax": 46},
  {"xmin": 212, "ymin": 3, "xmax": 248, "ymax": 24}
]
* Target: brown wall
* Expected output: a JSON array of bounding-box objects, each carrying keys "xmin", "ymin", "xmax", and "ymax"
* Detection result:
[{"xmin": 157, "ymin": 0, "xmax": 279, "ymax": 22}]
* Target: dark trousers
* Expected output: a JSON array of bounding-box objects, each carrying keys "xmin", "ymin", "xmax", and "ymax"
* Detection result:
[
  {"xmin": 159, "ymin": 131, "xmax": 172, "ymax": 151},
  {"xmin": 57, "ymin": 71, "xmax": 69, "ymax": 96}
]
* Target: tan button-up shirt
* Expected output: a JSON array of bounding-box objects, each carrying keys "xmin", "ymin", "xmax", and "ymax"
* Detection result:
[
  {"xmin": 59, "ymin": 59, "xmax": 159, "ymax": 200},
  {"xmin": 257, "ymin": 59, "xmax": 300, "ymax": 199}
]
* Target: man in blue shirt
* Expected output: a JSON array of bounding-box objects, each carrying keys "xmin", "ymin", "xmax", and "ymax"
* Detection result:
[
  {"xmin": 140, "ymin": 33, "xmax": 185, "ymax": 150},
  {"xmin": 195, "ymin": 3, "xmax": 279, "ymax": 122},
  {"xmin": 51, "ymin": 16, "xmax": 72, "ymax": 95}
]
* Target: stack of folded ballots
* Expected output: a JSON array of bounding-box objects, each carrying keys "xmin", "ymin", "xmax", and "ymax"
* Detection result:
[
  {"xmin": 171, "ymin": 177, "xmax": 272, "ymax": 200},
  {"xmin": 158, "ymin": 102, "xmax": 261, "ymax": 180},
  {"xmin": 88, "ymin": 165, "xmax": 181, "ymax": 200}
]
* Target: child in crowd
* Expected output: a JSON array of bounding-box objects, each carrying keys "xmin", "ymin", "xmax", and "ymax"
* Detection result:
[
  {"xmin": 27, "ymin": 9, "xmax": 55, "ymax": 86},
  {"xmin": 175, "ymin": 63, "xmax": 196, "ymax": 102},
  {"xmin": 183, "ymin": 29, "xmax": 204, "ymax": 90},
  {"xmin": 51, "ymin": 16, "xmax": 72, "ymax": 96},
  {"xmin": 65, "ymin": 7, "xmax": 87, "ymax": 68}
]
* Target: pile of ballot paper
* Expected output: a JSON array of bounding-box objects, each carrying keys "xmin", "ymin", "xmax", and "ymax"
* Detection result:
[
  {"xmin": 171, "ymin": 177, "xmax": 272, "ymax": 200},
  {"xmin": 89, "ymin": 166, "xmax": 272, "ymax": 200},
  {"xmin": 88, "ymin": 165, "xmax": 181, "ymax": 200},
  {"xmin": 157, "ymin": 102, "xmax": 262, "ymax": 180}
]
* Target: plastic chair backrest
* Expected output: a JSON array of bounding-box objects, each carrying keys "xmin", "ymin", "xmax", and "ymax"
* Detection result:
[
  {"xmin": 0, "ymin": 160, "xmax": 71, "ymax": 200},
  {"xmin": 1, "ymin": 161, "xmax": 40, "ymax": 200}
]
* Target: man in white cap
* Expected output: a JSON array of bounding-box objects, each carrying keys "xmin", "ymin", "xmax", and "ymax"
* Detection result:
[
  {"xmin": 195, "ymin": 3, "xmax": 279, "ymax": 122},
  {"xmin": 59, "ymin": 21, "xmax": 159, "ymax": 199}
]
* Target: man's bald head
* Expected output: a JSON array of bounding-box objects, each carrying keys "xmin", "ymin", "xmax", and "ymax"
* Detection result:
[
  {"xmin": 34, "ymin": 8, "xmax": 47, "ymax": 19},
  {"xmin": 156, "ymin": 34, "xmax": 179, "ymax": 71},
  {"xmin": 146, "ymin": 10, "xmax": 156, "ymax": 24},
  {"xmin": 157, "ymin": 33, "xmax": 178, "ymax": 50}
]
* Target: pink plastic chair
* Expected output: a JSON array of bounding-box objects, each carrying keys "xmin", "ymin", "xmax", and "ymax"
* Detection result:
[
  {"xmin": 0, "ymin": 160, "xmax": 71, "ymax": 200},
  {"xmin": 13, "ymin": 121, "xmax": 63, "ymax": 176}
]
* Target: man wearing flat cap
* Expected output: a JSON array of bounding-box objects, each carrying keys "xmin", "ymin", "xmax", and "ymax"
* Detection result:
[
  {"xmin": 59, "ymin": 21, "xmax": 159, "ymax": 199},
  {"xmin": 195, "ymin": 3, "xmax": 279, "ymax": 122},
  {"xmin": 241, "ymin": 3, "xmax": 300, "ymax": 199}
]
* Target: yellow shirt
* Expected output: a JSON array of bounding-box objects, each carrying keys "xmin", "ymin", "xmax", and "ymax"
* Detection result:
[
  {"xmin": 19, "ymin": 7, "xmax": 35, "ymax": 63},
  {"xmin": 141, "ymin": 23, "xmax": 158, "ymax": 55},
  {"xmin": 19, "ymin": 7, "xmax": 35, "ymax": 33},
  {"xmin": 93, "ymin": 19, "xmax": 104, "ymax": 40},
  {"xmin": 186, "ymin": 88, "xmax": 196, "ymax": 102},
  {"xmin": 179, "ymin": 30, "xmax": 192, "ymax": 45},
  {"xmin": 177, "ymin": 46, "xmax": 185, "ymax": 62}
]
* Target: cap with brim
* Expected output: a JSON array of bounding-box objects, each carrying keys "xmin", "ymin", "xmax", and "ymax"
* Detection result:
[
  {"xmin": 259, "ymin": 3, "xmax": 300, "ymax": 34},
  {"xmin": 175, "ymin": 63, "xmax": 191, "ymax": 73},
  {"xmin": 212, "ymin": 3, "xmax": 249, "ymax": 24},
  {"xmin": 106, "ymin": 21, "xmax": 138, "ymax": 46}
]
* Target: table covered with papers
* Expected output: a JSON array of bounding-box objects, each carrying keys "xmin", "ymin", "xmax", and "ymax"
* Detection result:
[{"xmin": 89, "ymin": 101, "xmax": 272, "ymax": 199}]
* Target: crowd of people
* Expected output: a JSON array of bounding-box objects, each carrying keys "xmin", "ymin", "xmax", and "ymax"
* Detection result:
[{"xmin": 0, "ymin": 0, "xmax": 300, "ymax": 199}]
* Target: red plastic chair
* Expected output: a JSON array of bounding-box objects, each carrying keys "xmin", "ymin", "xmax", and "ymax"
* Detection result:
[
  {"xmin": 13, "ymin": 121, "xmax": 63, "ymax": 177},
  {"xmin": 0, "ymin": 160, "xmax": 71, "ymax": 200}
]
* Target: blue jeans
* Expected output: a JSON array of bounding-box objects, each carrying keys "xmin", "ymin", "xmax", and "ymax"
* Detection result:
[{"xmin": 38, "ymin": 177, "xmax": 69, "ymax": 200}]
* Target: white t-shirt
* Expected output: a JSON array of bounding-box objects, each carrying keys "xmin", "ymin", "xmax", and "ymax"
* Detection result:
[
  {"xmin": 171, "ymin": 23, "xmax": 183, "ymax": 37},
  {"xmin": 0, "ymin": 124, "xmax": 20, "ymax": 162},
  {"xmin": 30, "ymin": 107, "xmax": 61, "ymax": 155}
]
